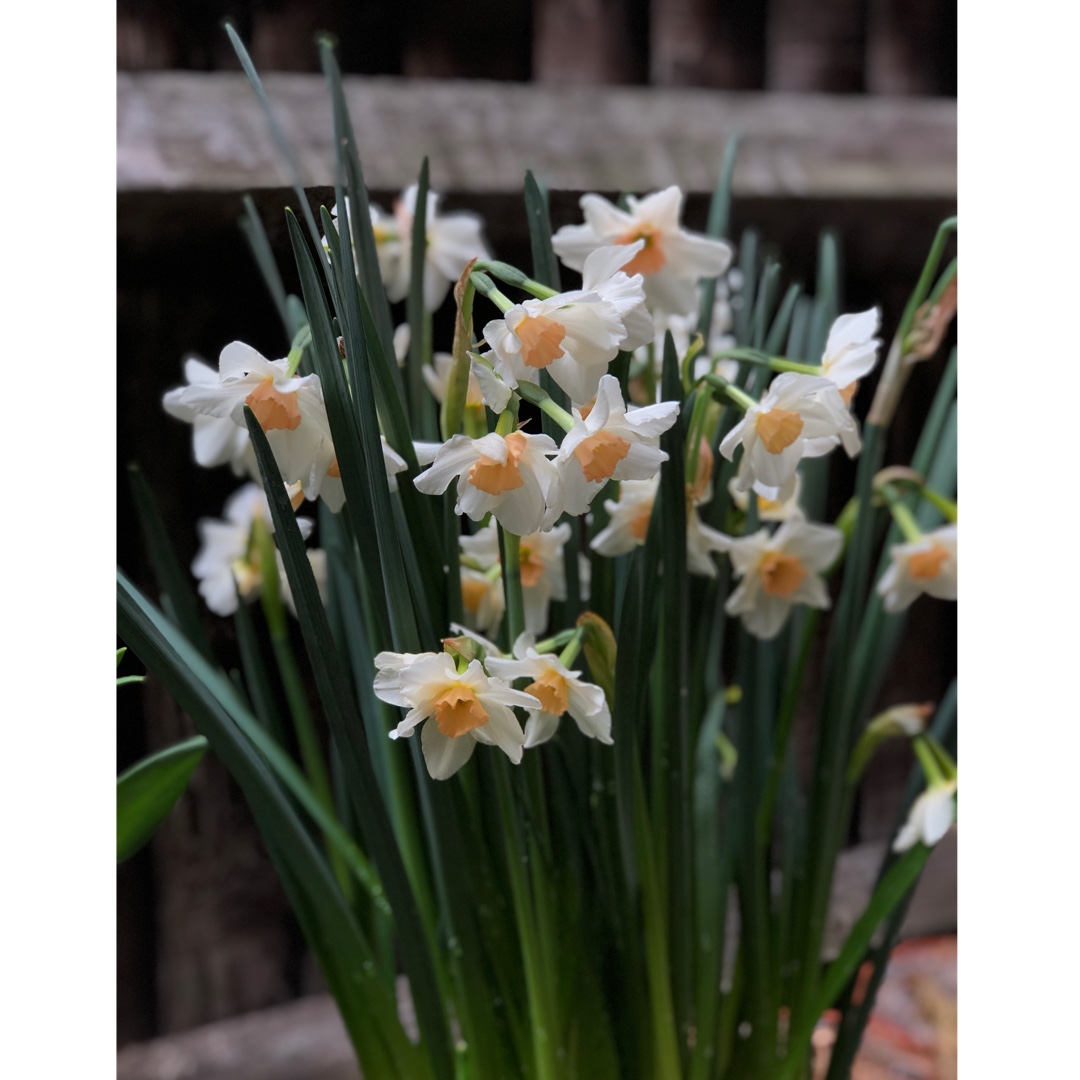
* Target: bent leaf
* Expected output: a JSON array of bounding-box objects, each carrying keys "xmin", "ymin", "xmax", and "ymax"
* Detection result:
[{"xmin": 117, "ymin": 736, "xmax": 207, "ymax": 863}]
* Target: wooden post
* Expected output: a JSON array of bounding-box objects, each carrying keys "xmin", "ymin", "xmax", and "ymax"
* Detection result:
[
  {"xmin": 765, "ymin": 0, "xmax": 868, "ymax": 92},
  {"xmin": 533, "ymin": 0, "xmax": 646, "ymax": 85},
  {"xmin": 649, "ymin": 0, "xmax": 767, "ymax": 89}
]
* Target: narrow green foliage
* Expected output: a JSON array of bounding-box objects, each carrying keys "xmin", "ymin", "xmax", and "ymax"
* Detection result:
[
  {"xmin": 127, "ymin": 463, "xmax": 213, "ymax": 660},
  {"xmin": 244, "ymin": 409, "xmax": 455, "ymax": 1080},
  {"xmin": 698, "ymin": 133, "xmax": 740, "ymax": 340},
  {"xmin": 407, "ymin": 157, "xmax": 438, "ymax": 439}
]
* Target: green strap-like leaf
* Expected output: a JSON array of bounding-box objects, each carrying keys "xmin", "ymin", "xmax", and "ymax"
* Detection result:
[
  {"xmin": 117, "ymin": 571, "xmax": 424, "ymax": 1077},
  {"xmin": 697, "ymin": 133, "xmax": 740, "ymax": 341},
  {"xmin": 117, "ymin": 736, "xmax": 207, "ymax": 863},
  {"xmin": 243, "ymin": 409, "xmax": 454, "ymax": 1080},
  {"xmin": 127, "ymin": 463, "xmax": 213, "ymax": 661}
]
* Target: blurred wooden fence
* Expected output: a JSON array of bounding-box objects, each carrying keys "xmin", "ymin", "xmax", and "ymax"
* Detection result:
[{"xmin": 118, "ymin": 0, "xmax": 955, "ymax": 96}]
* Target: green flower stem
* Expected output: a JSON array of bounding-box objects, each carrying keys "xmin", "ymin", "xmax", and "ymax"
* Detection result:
[
  {"xmin": 501, "ymin": 527, "xmax": 526, "ymax": 646},
  {"xmin": 472, "ymin": 259, "xmax": 560, "ymax": 300},
  {"xmin": 532, "ymin": 629, "xmax": 576, "ymax": 655},
  {"xmin": 514, "ymin": 379, "xmax": 576, "ymax": 433},
  {"xmin": 921, "ymin": 487, "xmax": 958, "ymax": 522},
  {"xmin": 913, "ymin": 737, "xmax": 946, "ymax": 786},
  {"xmin": 879, "ymin": 483, "xmax": 924, "ymax": 542},
  {"xmin": 709, "ymin": 347, "xmax": 819, "ymax": 376},
  {"xmin": 704, "ymin": 372, "xmax": 754, "ymax": 412},
  {"xmin": 470, "ymin": 271, "xmax": 514, "ymax": 314},
  {"xmin": 285, "ymin": 323, "xmax": 313, "ymax": 376},
  {"xmin": 557, "ymin": 628, "xmax": 585, "ymax": 667},
  {"xmin": 256, "ymin": 525, "xmax": 352, "ymax": 902}
]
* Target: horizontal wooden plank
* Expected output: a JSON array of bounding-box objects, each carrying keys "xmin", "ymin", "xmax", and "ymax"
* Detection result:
[{"xmin": 118, "ymin": 72, "xmax": 955, "ymax": 197}]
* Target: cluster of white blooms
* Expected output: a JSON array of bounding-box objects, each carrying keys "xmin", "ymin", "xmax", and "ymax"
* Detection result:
[
  {"xmin": 332, "ymin": 185, "xmax": 490, "ymax": 312},
  {"xmin": 373, "ymin": 632, "xmax": 610, "ymax": 779}
]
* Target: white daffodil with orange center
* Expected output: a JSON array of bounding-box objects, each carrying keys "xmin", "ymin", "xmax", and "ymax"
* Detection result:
[
  {"xmin": 483, "ymin": 294, "xmax": 625, "ymax": 408},
  {"xmin": 722, "ymin": 517, "xmax": 844, "ymax": 640},
  {"xmin": 551, "ymin": 186, "xmax": 733, "ymax": 316},
  {"xmin": 556, "ymin": 374, "xmax": 679, "ymax": 515},
  {"xmin": 876, "ymin": 524, "xmax": 957, "ymax": 613},
  {"xmin": 191, "ymin": 483, "xmax": 315, "ymax": 617},
  {"xmin": 893, "ymin": 780, "xmax": 957, "ymax": 853},
  {"xmin": 820, "ymin": 308, "xmax": 882, "ymax": 406},
  {"xmin": 372, "ymin": 651, "xmax": 538, "ymax": 780},
  {"xmin": 460, "ymin": 521, "xmax": 572, "ymax": 634},
  {"xmin": 422, "ymin": 349, "xmax": 485, "ymax": 420},
  {"xmin": 590, "ymin": 475, "xmax": 729, "ymax": 578},
  {"xmin": 721, "ymin": 373, "xmax": 861, "ymax": 498},
  {"xmin": 414, "ymin": 429, "xmax": 562, "ymax": 536},
  {"xmin": 167, "ymin": 341, "xmax": 335, "ymax": 497},
  {"xmin": 485, "ymin": 635, "xmax": 612, "ymax": 749}
]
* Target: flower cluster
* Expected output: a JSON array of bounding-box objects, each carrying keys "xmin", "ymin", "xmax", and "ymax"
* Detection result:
[{"xmin": 373, "ymin": 633, "xmax": 610, "ymax": 779}]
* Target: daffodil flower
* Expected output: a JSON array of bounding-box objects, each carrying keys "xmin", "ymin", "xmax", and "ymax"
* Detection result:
[
  {"xmin": 486, "ymin": 634, "xmax": 612, "ymax": 749},
  {"xmin": 483, "ymin": 291, "xmax": 626, "ymax": 408},
  {"xmin": 191, "ymin": 484, "xmax": 315, "ymax": 617},
  {"xmin": 373, "ymin": 651, "xmax": 538, "ymax": 779},
  {"xmin": 820, "ymin": 308, "xmax": 882, "ymax": 405},
  {"xmin": 877, "ymin": 524, "xmax": 957, "ymax": 613},
  {"xmin": 552, "ymin": 186, "xmax": 733, "ymax": 316},
  {"xmin": 556, "ymin": 375, "xmax": 678, "ymax": 516},
  {"xmin": 721, "ymin": 373, "xmax": 860, "ymax": 497},
  {"xmin": 459, "ymin": 521, "xmax": 572, "ymax": 634},
  {"xmin": 166, "ymin": 341, "xmax": 336, "ymax": 497},
  {"xmin": 589, "ymin": 475, "xmax": 729, "ymax": 577},
  {"xmin": 414, "ymin": 430, "xmax": 562, "ymax": 536},
  {"xmin": 722, "ymin": 518, "xmax": 844, "ymax": 640},
  {"xmin": 893, "ymin": 780, "xmax": 957, "ymax": 852}
]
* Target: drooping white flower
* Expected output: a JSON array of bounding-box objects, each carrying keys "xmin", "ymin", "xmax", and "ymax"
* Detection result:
[
  {"xmin": 167, "ymin": 342, "xmax": 335, "ymax": 497},
  {"xmin": 720, "ymin": 373, "xmax": 860, "ymax": 498},
  {"xmin": 552, "ymin": 186, "xmax": 733, "ymax": 316},
  {"xmin": 414, "ymin": 430, "xmax": 562, "ymax": 535},
  {"xmin": 821, "ymin": 309, "xmax": 882, "ymax": 405},
  {"xmin": 191, "ymin": 483, "xmax": 315, "ymax": 617},
  {"xmin": 163, "ymin": 356, "xmax": 257, "ymax": 478},
  {"xmin": 893, "ymin": 780, "xmax": 957, "ymax": 853},
  {"xmin": 336, "ymin": 187, "xmax": 490, "ymax": 311},
  {"xmin": 556, "ymin": 375, "xmax": 678, "ymax": 516},
  {"xmin": 727, "ymin": 472, "xmax": 804, "ymax": 522},
  {"xmin": 722, "ymin": 517, "xmax": 844, "ymax": 640},
  {"xmin": 589, "ymin": 475, "xmax": 728, "ymax": 577},
  {"xmin": 486, "ymin": 634, "xmax": 612, "ymax": 748},
  {"xmin": 373, "ymin": 651, "xmax": 538, "ymax": 780},
  {"xmin": 876, "ymin": 524, "xmax": 958, "ymax": 614},
  {"xmin": 460, "ymin": 521, "xmax": 572, "ymax": 634}
]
